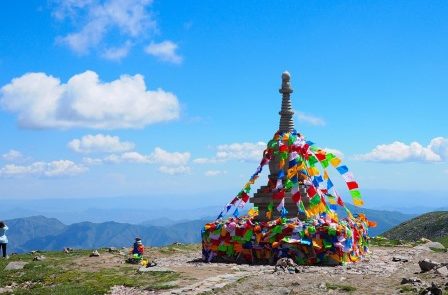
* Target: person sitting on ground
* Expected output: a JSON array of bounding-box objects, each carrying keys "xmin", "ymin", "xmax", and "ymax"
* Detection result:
[
  {"xmin": 0, "ymin": 221, "xmax": 8, "ymax": 259},
  {"xmin": 132, "ymin": 237, "xmax": 144, "ymax": 259},
  {"xmin": 274, "ymin": 257, "xmax": 300, "ymax": 273}
]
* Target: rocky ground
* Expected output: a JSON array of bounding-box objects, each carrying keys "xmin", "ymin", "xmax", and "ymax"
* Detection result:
[
  {"xmin": 109, "ymin": 243, "xmax": 448, "ymax": 295},
  {"xmin": 1, "ymin": 243, "xmax": 447, "ymax": 295}
]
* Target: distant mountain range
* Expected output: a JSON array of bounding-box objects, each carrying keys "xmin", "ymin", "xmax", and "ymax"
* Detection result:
[
  {"xmin": 5, "ymin": 216, "xmax": 211, "ymax": 253},
  {"xmin": 383, "ymin": 211, "xmax": 448, "ymax": 241},
  {"xmin": 3, "ymin": 205, "xmax": 417, "ymax": 253}
]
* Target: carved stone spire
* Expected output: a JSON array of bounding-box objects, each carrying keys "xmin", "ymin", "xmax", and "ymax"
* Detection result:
[{"xmin": 278, "ymin": 71, "xmax": 295, "ymax": 132}]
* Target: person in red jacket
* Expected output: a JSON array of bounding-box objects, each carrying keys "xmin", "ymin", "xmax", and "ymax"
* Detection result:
[{"xmin": 132, "ymin": 237, "xmax": 144, "ymax": 258}]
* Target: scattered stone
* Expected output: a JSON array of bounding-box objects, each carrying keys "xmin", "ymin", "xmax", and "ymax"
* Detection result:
[
  {"xmin": 107, "ymin": 247, "xmax": 118, "ymax": 253},
  {"xmin": 435, "ymin": 266, "xmax": 448, "ymax": 276},
  {"xmin": 137, "ymin": 266, "xmax": 173, "ymax": 273},
  {"xmin": 419, "ymin": 259, "xmax": 440, "ymax": 272},
  {"xmin": 401, "ymin": 277, "xmax": 422, "ymax": 284},
  {"xmin": 90, "ymin": 250, "xmax": 100, "ymax": 257},
  {"xmin": 30, "ymin": 250, "xmax": 37, "ymax": 255},
  {"xmin": 172, "ymin": 242, "xmax": 184, "ymax": 246},
  {"xmin": 63, "ymin": 247, "xmax": 74, "ymax": 253},
  {"xmin": 318, "ymin": 282, "xmax": 326, "ymax": 289},
  {"xmin": 420, "ymin": 282, "xmax": 443, "ymax": 295},
  {"xmin": 4, "ymin": 261, "xmax": 28, "ymax": 270},
  {"xmin": 393, "ymin": 256, "xmax": 409, "ymax": 262},
  {"xmin": 33, "ymin": 255, "xmax": 46, "ymax": 261}
]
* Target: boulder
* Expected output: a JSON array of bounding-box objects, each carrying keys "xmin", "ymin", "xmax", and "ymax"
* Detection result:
[
  {"xmin": 420, "ymin": 283, "xmax": 443, "ymax": 295},
  {"xmin": 4, "ymin": 261, "xmax": 28, "ymax": 270},
  {"xmin": 89, "ymin": 250, "xmax": 100, "ymax": 257},
  {"xmin": 33, "ymin": 255, "xmax": 46, "ymax": 261},
  {"xmin": 393, "ymin": 256, "xmax": 409, "ymax": 262},
  {"xmin": 435, "ymin": 266, "xmax": 448, "ymax": 277},
  {"xmin": 418, "ymin": 259, "xmax": 440, "ymax": 272},
  {"xmin": 401, "ymin": 277, "xmax": 422, "ymax": 285},
  {"xmin": 426, "ymin": 242, "xmax": 446, "ymax": 251}
]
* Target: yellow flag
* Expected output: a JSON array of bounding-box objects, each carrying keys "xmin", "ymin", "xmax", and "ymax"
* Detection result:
[
  {"xmin": 323, "ymin": 170, "xmax": 329, "ymax": 180},
  {"xmin": 330, "ymin": 157, "xmax": 342, "ymax": 167},
  {"xmin": 353, "ymin": 199, "xmax": 364, "ymax": 207}
]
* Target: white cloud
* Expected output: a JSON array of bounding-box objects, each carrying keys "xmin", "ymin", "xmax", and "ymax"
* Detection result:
[
  {"xmin": 82, "ymin": 157, "xmax": 104, "ymax": 166},
  {"xmin": 0, "ymin": 160, "xmax": 87, "ymax": 177},
  {"xmin": 355, "ymin": 137, "xmax": 448, "ymax": 162},
  {"xmin": 82, "ymin": 147, "xmax": 191, "ymax": 173},
  {"xmin": 145, "ymin": 40, "xmax": 182, "ymax": 64},
  {"xmin": 69, "ymin": 134, "xmax": 135, "ymax": 153},
  {"xmin": 2, "ymin": 150, "xmax": 24, "ymax": 162},
  {"xmin": 205, "ymin": 170, "xmax": 226, "ymax": 177},
  {"xmin": 296, "ymin": 111, "xmax": 326, "ymax": 126},
  {"xmin": 53, "ymin": 0, "xmax": 156, "ymax": 57},
  {"xmin": 150, "ymin": 147, "xmax": 190, "ymax": 166},
  {"xmin": 158, "ymin": 165, "xmax": 190, "ymax": 175},
  {"xmin": 193, "ymin": 158, "xmax": 220, "ymax": 164},
  {"xmin": 428, "ymin": 137, "xmax": 448, "ymax": 160},
  {"xmin": 101, "ymin": 41, "xmax": 133, "ymax": 60},
  {"xmin": 0, "ymin": 71, "xmax": 180, "ymax": 129},
  {"xmin": 194, "ymin": 142, "xmax": 266, "ymax": 164}
]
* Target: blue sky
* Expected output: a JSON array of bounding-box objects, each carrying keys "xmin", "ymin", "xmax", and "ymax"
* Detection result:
[{"xmin": 0, "ymin": 0, "xmax": 447, "ymax": 209}]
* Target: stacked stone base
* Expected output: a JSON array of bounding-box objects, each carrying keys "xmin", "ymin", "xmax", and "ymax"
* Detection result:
[{"xmin": 201, "ymin": 215, "xmax": 369, "ymax": 266}]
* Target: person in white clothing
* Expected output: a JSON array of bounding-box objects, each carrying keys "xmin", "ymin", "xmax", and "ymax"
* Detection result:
[{"xmin": 0, "ymin": 221, "xmax": 8, "ymax": 259}]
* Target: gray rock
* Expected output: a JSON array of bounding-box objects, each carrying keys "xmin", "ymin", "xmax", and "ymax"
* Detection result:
[
  {"xmin": 435, "ymin": 266, "xmax": 448, "ymax": 276},
  {"xmin": 426, "ymin": 242, "xmax": 446, "ymax": 251},
  {"xmin": 137, "ymin": 266, "xmax": 174, "ymax": 273},
  {"xmin": 107, "ymin": 247, "xmax": 118, "ymax": 252},
  {"xmin": 401, "ymin": 277, "xmax": 422, "ymax": 284},
  {"xmin": 89, "ymin": 250, "xmax": 100, "ymax": 257},
  {"xmin": 419, "ymin": 259, "xmax": 440, "ymax": 272},
  {"xmin": 5, "ymin": 261, "xmax": 28, "ymax": 270},
  {"xmin": 393, "ymin": 256, "xmax": 409, "ymax": 262},
  {"xmin": 33, "ymin": 255, "xmax": 46, "ymax": 261}
]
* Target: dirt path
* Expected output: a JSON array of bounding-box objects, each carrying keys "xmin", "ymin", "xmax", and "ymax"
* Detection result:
[{"xmin": 109, "ymin": 246, "xmax": 448, "ymax": 295}]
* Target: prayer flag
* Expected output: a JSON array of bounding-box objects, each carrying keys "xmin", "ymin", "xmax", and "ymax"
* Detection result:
[
  {"xmin": 336, "ymin": 165, "xmax": 349, "ymax": 174},
  {"xmin": 347, "ymin": 181, "xmax": 359, "ymax": 190}
]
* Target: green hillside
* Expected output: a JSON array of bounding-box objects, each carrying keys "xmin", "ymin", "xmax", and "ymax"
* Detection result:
[{"xmin": 382, "ymin": 211, "xmax": 448, "ymax": 245}]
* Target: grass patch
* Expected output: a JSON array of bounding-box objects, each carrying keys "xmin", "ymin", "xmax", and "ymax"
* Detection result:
[
  {"xmin": 399, "ymin": 285, "xmax": 418, "ymax": 293},
  {"xmin": 434, "ymin": 236, "xmax": 448, "ymax": 248},
  {"xmin": 0, "ymin": 250, "xmax": 179, "ymax": 295},
  {"xmin": 326, "ymin": 283, "xmax": 357, "ymax": 292}
]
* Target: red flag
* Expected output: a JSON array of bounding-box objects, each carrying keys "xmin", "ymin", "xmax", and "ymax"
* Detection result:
[
  {"xmin": 306, "ymin": 186, "xmax": 317, "ymax": 198},
  {"xmin": 273, "ymin": 190, "xmax": 285, "ymax": 200},
  {"xmin": 292, "ymin": 191, "xmax": 301, "ymax": 203},
  {"xmin": 337, "ymin": 195, "xmax": 345, "ymax": 206},
  {"xmin": 230, "ymin": 197, "xmax": 239, "ymax": 205},
  {"xmin": 241, "ymin": 192, "xmax": 250, "ymax": 203},
  {"xmin": 315, "ymin": 153, "xmax": 326, "ymax": 161},
  {"xmin": 347, "ymin": 181, "xmax": 359, "ymax": 190}
]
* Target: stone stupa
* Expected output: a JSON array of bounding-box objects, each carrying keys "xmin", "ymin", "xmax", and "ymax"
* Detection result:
[{"xmin": 250, "ymin": 71, "xmax": 309, "ymax": 221}]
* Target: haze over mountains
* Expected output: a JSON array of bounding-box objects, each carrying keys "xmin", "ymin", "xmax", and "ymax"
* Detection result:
[
  {"xmin": 2, "ymin": 189, "xmax": 447, "ymax": 224},
  {"xmin": 5, "ymin": 205, "xmax": 415, "ymax": 253}
]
